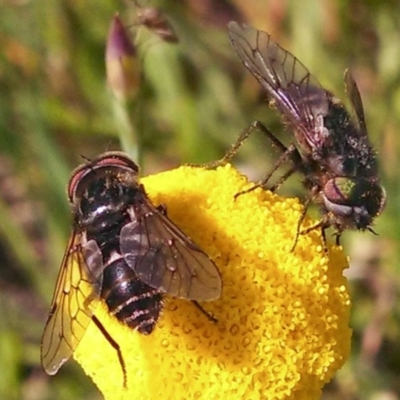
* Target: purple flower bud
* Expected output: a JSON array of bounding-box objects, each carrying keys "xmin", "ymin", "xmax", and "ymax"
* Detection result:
[{"xmin": 106, "ymin": 13, "xmax": 139, "ymax": 101}]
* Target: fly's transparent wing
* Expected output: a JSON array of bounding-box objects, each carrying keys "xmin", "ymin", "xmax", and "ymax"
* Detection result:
[
  {"xmin": 120, "ymin": 201, "xmax": 221, "ymax": 301},
  {"xmin": 228, "ymin": 21, "xmax": 330, "ymax": 145},
  {"xmin": 41, "ymin": 232, "xmax": 102, "ymax": 375},
  {"xmin": 344, "ymin": 69, "xmax": 368, "ymax": 137}
]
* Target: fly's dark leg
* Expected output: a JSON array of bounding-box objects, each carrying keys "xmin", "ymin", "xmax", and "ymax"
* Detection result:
[
  {"xmin": 298, "ymin": 218, "xmax": 329, "ymax": 252},
  {"xmin": 333, "ymin": 231, "xmax": 341, "ymax": 246},
  {"xmin": 290, "ymin": 196, "xmax": 313, "ymax": 251},
  {"xmin": 251, "ymin": 122, "xmax": 305, "ymax": 187},
  {"xmin": 156, "ymin": 204, "xmax": 167, "ymax": 215},
  {"xmin": 191, "ymin": 300, "xmax": 218, "ymax": 323},
  {"xmin": 233, "ymin": 121, "xmax": 304, "ymax": 198},
  {"xmin": 255, "ymin": 121, "xmax": 291, "ymax": 155},
  {"xmin": 234, "ymin": 143, "xmax": 299, "ymax": 199},
  {"xmin": 367, "ymin": 227, "xmax": 379, "ymax": 236},
  {"xmin": 185, "ymin": 120, "xmax": 265, "ymax": 169},
  {"xmin": 93, "ymin": 315, "xmax": 127, "ymax": 388},
  {"xmin": 269, "ymin": 165, "xmax": 297, "ymax": 192},
  {"xmin": 295, "ymin": 183, "xmax": 328, "ymax": 251}
]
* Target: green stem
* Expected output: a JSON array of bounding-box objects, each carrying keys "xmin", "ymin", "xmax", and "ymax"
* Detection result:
[{"xmin": 111, "ymin": 96, "xmax": 141, "ymax": 165}]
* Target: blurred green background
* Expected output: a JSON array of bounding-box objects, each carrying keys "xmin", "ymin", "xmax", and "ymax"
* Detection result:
[{"xmin": 0, "ymin": 0, "xmax": 399, "ymax": 399}]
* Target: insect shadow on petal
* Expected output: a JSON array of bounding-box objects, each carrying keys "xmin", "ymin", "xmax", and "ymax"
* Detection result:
[{"xmin": 41, "ymin": 152, "xmax": 221, "ymax": 378}]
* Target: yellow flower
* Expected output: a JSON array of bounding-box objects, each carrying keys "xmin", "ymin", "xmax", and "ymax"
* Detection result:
[{"xmin": 74, "ymin": 164, "xmax": 351, "ymax": 400}]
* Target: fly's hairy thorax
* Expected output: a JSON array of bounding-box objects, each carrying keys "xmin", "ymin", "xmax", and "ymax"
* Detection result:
[{"xmin": 322, "ymin": 103, "xmax": 378, "ymax": 177}]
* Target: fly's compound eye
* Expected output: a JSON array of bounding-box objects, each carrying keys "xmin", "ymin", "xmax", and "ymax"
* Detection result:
[
  {"xmin": 93, "ymin": 152, "xmax": 139, "ymax": 173},
  {"xmin": 323, "ymin": 177, "xmax": 386, "ymax": 225},
  {"xmin": 67, "ymin": 152, "xmax": 140, "ymax": 203},
  {"xmin": 68, "ymin": 165, "xmax": 90, "ymax": 203}
]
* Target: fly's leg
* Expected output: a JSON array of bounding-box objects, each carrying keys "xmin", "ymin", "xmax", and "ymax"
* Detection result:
[
  {"xmin": 269, "ymin": 165, "xmax": 297, "ymax": 193},
  {"xmin": 291, "ymin": 196, "xmax": 314, "ymax": 252},
  {"xmin": 185, "ymin": 120, "xmax": 264, "ymax": 169},
  {"xmin": 333, "ymin": 231, "xmax": 341, "ymax": 246},
  {"xmin": 156, "ymin": 204, "xmax": 167, "ymax": 215},
  {"xmin": 234, "ymin": 121, "xmax": 304, "ymax": 198},
  {"xmin": 292, "ymin": 183, "xmax": 328, "ymax": 252},
  {"xmin": 298, "ymin": 217, "xmax": 329, "ymax": 253},
  {"xmin": 234, "ymin": 143, "xmax": 300, "ymax": 199},
  {"xmin": 192, "ymin": 300, "xmax": 217, "ymax": 323},
  {"xmin": 93, "ymin": 315, "xmax": 127, "ymax": 388}
]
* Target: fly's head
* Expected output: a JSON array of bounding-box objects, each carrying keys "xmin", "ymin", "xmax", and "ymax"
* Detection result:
[
  {"xmin": 322, "ymin": 177, "xmax": 386, "ymax": 231},
  {"xmin": 68, "ymin": 152, "xmax": 140, "ymax": 225}
]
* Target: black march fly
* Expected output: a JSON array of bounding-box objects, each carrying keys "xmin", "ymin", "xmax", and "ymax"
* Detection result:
[
  {"xmin": 41, "ymin": 152, "xmax": 221, "ymax": 375},
  {"xmin": 218, "ymin": 21, "xmax": 386, "ymax": 245}
]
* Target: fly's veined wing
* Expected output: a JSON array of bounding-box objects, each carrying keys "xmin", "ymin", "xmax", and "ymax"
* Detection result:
[
  {"xmin": 228, "ymin": 21, "xmax": 330, "ymax": 139},
  {"xmin": 41, "ymin": 232, "xmax": 102, "ymax": 375},
  {"xmin": 344, "ymin": 69, "xmax": 368, "ymax": 137},
  {"xmin": 120, "ymin": 201, "xmax": 221, "ymax": 301}
]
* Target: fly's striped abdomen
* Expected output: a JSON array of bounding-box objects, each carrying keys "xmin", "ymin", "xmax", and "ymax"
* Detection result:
[{"xmin": 101, "ymin": 257, "xmax": 163, "ymax": 334}]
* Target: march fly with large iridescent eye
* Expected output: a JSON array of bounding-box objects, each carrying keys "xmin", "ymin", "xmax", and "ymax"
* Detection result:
[
  {"xmin": 41, "ymin": 152, "xmax": 221, "ymax": 375},
  {"xmin": 223, "ymin": 21, "xmax": 385, "ymax": 244}
]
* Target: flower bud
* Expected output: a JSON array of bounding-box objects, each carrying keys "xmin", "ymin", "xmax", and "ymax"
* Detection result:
[{"xmin": 105, "ymin": 14, "xmax": 139, "ymax": 101}]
